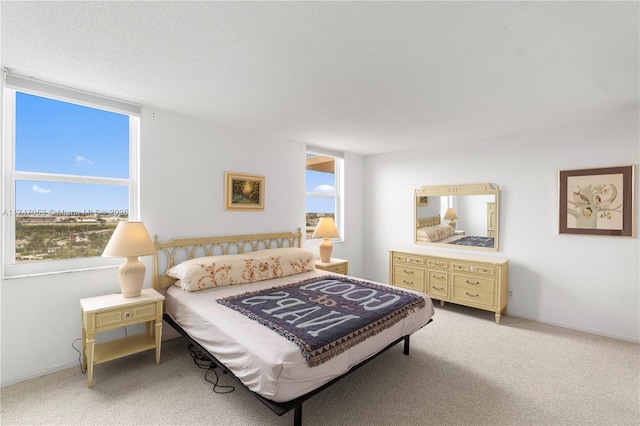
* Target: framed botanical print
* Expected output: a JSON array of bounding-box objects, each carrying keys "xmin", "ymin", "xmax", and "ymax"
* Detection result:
[
  {"xmin": 559, "ymin": 165, "xmax": 635, "ymax": 236},
  {"xmin": 416, "ymin": 196, "xmax": 429, "ymax": 207},
  {"xmin": 225, "ymin": 172, "xmax": 265, "ymax": 211}
]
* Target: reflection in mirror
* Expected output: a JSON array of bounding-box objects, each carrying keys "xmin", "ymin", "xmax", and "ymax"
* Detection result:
[{"xmin": 414, "ymin": 183, "xmax": 499, "ymax": 251}]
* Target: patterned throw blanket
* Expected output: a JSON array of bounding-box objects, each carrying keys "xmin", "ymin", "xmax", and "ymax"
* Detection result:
[
  {"xmin": 217, "ymin": 275, "xmax": 425, "ymax": 367},
  {"xmin": 448, "ymin": 235, "xmax": 495, "ymax": 247}
]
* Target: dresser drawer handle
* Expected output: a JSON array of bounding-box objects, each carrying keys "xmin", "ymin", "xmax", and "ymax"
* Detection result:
[
  {"xmin": 465, "ymin": 292, "xmax": 480, "ymax": 297},
  {"xmin": 466, "ymin": 280, "xmax": 480, "ymax": 285},
  {"xmin": 124, "ymin": 311, "xmax": 132, "ymax": 318},
  {"xmin": 432, "ymin": 286, "xmax": 444, "ymax": 291},
  {"xmin": 403, "ymin": 269, "xmax": 414, "ymax": 274},
  {"xmin": 432, "ymin": 274, "xmax": 445, "ymax": 280},
  {"xmin": 402, "ymin": 280, "xmax": 415, "ymax": 285}
]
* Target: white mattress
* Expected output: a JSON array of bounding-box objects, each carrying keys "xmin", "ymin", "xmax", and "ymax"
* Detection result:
[{"xmin": 165, "ymin": 269, "xmax": 434, "ymax": 402}]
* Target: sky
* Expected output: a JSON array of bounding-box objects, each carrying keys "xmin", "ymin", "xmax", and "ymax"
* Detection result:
[
  {"xmin": 15, "ymin": 92, "xmax": 129, "ymax": 213},
  {"xmin": 15, "ymin": 92, "xmax": 334, "ymax": 215}
]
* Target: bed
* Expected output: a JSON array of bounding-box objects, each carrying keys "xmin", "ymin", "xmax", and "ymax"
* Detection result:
[
  {"xmin": 416, "ymin": 215, "xmax": 496, "ymax": 247},
  {"xmin": 416, "ymin": 214, "xmax": 462, "ymax": 243},
  {"xmin": 153, "ymin": 230, "xmax": 434, "ymax": 425}
]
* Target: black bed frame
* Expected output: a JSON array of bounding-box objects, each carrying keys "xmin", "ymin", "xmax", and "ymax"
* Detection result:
[{"xmin": 164, "ymin": 313, "xmax": 429, "ymax": 426}]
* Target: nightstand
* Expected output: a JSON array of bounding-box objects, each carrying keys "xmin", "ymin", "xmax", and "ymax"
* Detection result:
[
  {"xmin": 80, "ymin": 288, "xmax": 164, "ymax": 388},
  {"xmin": 454, "ymin": 230, "xmax": 466, "ymax": 236},
  {"xmin": 315, "ymin": 258, "xmax": 349, "ymax": 275}
]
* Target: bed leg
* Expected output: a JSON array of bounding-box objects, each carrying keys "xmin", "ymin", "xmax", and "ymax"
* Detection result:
[
  {"xmin": 293, "ymin": 404, "xmax": 302, "ymax": 426},
  {"xmin": 403, "ymin": 335, "xmax": 410, "ymax": 355}
]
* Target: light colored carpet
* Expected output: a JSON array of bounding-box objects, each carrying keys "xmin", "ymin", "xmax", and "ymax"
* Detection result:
[{"xmin": 1, "ymin": 303, "xmax": 638, "ymax": 426}]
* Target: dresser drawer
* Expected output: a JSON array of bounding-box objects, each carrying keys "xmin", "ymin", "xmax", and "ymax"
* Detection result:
[
  {"xmin": 427, "ymin": 259, "xmax": 449, "ymax": 269},
  {"xmin": 452, "ymin": 273, "xmax": 495, "ymax": 293},
  {"xmin": 393, "ymin": 265, "xmax": 424, "ymax": 292},
  {"xmin": 96, "ymin": 303, "xmax": 157, "ymax": 328},
  {"xmin": 426, "ymin": 269, "xmax": 448, "ymax": 297},
  {"xmin": 452, "ymin": 286, "xmax": 494, "ymax": 308},
  {"xmin": 451, "ymin": 262, "xmax": 496, "ymax": 276},
  {"xmin": 392, "ymin": 253, "xmax": 426, "ymax": 266}
]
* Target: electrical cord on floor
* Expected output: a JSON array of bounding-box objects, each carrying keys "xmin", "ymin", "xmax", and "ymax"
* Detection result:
[
  {"xmin": 188, "ymin": 344, "xmax": 235, "ymax": 395},
  {"xmin": 71, "ymin": 338, "xmax": 87, "ymax": 374},
  {"xmin": 71, "ymin": 327, "xmax": 129, "ymax": 375}
]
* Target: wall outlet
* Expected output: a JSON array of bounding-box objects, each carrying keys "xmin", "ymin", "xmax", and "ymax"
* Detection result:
[{"xmin": 508, "ymin": 290, "xmax": 513, "ymax": 298}]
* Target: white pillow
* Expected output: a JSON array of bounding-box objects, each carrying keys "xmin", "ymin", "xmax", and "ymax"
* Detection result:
[{"xmin": 166, "ymin": 247, "xmax": 315, "ymax": 291}]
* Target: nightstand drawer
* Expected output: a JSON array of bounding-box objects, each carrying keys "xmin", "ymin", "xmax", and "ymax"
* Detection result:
[
  {"xmin": 96, "ymin": 303, "xmax": 157, "ymax": 327},
  {"xmin": 321, "ymin": 263, "xmax": 348, "ymax": 274}
]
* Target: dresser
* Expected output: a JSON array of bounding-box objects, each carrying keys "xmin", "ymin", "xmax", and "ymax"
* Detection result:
[{"xmin": 390, "ymin": 250, "xmax": 508, "ymax": 323}]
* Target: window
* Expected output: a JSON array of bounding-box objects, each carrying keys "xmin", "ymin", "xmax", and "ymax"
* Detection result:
[
  {"xmin": 305, "ymin": 147, "xmax": 343, "ymax": 241},
  {"xmin": 2, "ymin": 73, "xmax": 140, "ymax": 277}
]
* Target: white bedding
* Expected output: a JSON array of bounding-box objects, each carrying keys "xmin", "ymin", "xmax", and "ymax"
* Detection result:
[{"xmin": 165, "ymin": 269, "xmax": 434, "ymax": 402}]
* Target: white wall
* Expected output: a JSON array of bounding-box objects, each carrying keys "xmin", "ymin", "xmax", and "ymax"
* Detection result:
[
  {"xmin": 1, "ymin": 103, "xmax": 635, "ymax": 386},
  {"xmin": 363, "ymin": 107, "xmax": 640, "ymax": 342},
  {"xmin": 0, "ymin": 108, "xmax": 365, "ymax": 386}
]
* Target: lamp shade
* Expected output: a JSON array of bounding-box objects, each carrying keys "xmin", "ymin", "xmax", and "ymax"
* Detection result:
[
  {"xmin": 312, "ymin": 217, "xmax": 340, "ymax": 239},
  {"xmin": 102, "ymin": 221, "xmax": 156, "ymax": 257},
  {"xmin": 443, "ymin": 208, "xmax": 458, "ymax": 221},
  {"xmin": 102, "ymin": 221, "xmax": 156, "ymax": 298},
  {"xmin": 443, "ymin": 208, "xmax": 458, "ymax": 230}
]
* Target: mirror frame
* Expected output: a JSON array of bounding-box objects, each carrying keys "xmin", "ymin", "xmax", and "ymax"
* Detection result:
[{"xmin": 414, "ymin": 183, "xmax": 499, "ymax": 251}]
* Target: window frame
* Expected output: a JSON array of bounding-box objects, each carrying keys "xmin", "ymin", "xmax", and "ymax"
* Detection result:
[
  {"xmin": 2, "ymin": 73, "xmax": 141, "ymax": 278},
  {"xmin": 305, "ymin": 146, "xmax": 344, "ymax": 244}
]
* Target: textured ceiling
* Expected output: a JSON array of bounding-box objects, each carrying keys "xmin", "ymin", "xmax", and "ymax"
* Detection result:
[{"xmin": 1, "ymin": 1, "xmax": 638, "ymax": 156}]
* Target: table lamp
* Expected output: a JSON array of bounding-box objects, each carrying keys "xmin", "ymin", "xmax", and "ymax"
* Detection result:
[
  {"xmin": 444, "ymin": 208, "xmax": 458, "ymax": 230},
  {"xmin": 312, "ymin": 217, "xmax": 340, "ymax": 263},
  {"xmin": 102, "ymin": 221, "xmax": 156, "ymax": 297}
]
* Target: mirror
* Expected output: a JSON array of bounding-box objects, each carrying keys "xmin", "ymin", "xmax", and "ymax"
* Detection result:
[{"xmin": 414, "ymin": 183, "xmax": 499, "ymax": 251}]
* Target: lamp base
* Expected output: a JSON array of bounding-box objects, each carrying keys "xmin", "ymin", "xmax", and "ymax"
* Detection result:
[
  {"xmin": 118, "ymin": 256, "xmax": 145, "ymax": 298},
  {"xmin": 318, "ymin": 238, "xmax": 333, "ymax": 263},
  {"xmin": 448, "ymin": 220, "xmax": 457, "ymax": 230}
]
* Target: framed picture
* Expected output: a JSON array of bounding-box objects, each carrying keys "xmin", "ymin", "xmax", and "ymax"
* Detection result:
[
  {"xmin": 417, "ymin": 196, "xmax": 429, "ymax": 206},
  {"xmin": 225, "ymin": 172, "xmax": 265, "ymax": 211},
  {"xmin": 559, "ymin": 165, "xmax": 635, "ymax": 236}
]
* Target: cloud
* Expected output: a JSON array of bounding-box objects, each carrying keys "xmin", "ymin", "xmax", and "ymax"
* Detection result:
[
  {"xmin": 314, "ymin": 184, "xmax": 335, "ymax": 193},
  {"xmin": 76, "ymin": 155, "xmax": 94, "ymax": 165},
  {"xmin": 32, "ymin": 184, "xmax": 52, "ymax": 194}
]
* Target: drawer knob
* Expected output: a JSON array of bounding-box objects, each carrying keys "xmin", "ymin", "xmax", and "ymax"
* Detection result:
[{"xmin": 124, "ymin": 311, "xmax": 132, "ymax": 318}]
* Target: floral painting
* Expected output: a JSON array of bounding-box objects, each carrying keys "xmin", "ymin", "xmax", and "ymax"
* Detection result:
[{"xmin": 559, "ymin": 166, "xmax": 634, "ymax": 236}]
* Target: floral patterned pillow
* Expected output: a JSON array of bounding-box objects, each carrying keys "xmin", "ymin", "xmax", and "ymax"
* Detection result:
[{"xmin": 166, "ymin": 248, "xmax": 315, "ymax": 291}]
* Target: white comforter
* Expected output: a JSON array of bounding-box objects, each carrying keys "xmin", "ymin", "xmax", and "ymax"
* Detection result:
[{"xmin": 165, "ymin": 269, "xmax": 434, "ymax": 402}]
